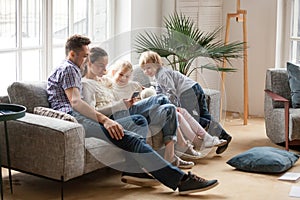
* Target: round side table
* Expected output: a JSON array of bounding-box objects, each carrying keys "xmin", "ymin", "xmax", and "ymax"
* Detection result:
[{"xmin": 0, "ymin": 103, "xmax": 26, "ymax": 200}]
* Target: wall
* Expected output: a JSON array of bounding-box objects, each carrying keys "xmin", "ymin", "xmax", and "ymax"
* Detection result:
[
  {"xmin": 222, "ymin": 0, "xmax": 277, "ymax": 117},
  {"xmin": 113, "ymin": 0, "xmax": 163, "ymax": 64}
]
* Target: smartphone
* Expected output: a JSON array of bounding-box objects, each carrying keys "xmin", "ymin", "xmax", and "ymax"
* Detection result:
[{"xmin": 131, "ymin": 91, "xmax": 140, "ymax": 98}]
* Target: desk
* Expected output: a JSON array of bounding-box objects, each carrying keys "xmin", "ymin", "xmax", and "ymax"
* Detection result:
[{"xmin": 0, "ymin": 103, "xmax": 26, "ymax": 200}]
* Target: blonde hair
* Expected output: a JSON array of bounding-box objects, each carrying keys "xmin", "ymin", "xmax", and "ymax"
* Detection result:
[
  {"xmin": 138, "ymin": 51, "xmax": 163, "ymax": 67},
  {"xmin": 108, "ymin": 60, "xmax": 133, "ymax": 77}
]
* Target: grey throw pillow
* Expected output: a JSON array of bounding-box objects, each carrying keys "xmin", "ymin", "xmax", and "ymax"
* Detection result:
[
  {"xmin": 227, "ymin": 146, "xmax": 299, "ymax": 173},
  {"xmin": 7, "ymin": 81, "xmax": 49, "ymax": 113},
  {"xmin": 287, "ymin": 62, "xmax": 300, "ymax": 108}
]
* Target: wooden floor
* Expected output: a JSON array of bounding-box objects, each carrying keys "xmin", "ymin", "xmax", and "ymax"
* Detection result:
[{"xmin": 1, "ymin": 114, "xmax": 300, "ymax": 200}]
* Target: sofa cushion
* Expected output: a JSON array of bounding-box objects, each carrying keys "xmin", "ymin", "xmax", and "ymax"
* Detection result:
[
  {"xmin": 287, "ymin": 62, "xmax": 300, "ymax": 108},
  {"xmin": 132, "ymin": 65, "xmax": 152, "ymax": 87},
  {"xmin": 0, "ymin": 96, "xmax": 10, "ymax": 103},
  {"xmin": 84, "ymin": 137, "xmax": 124, "ymax": 173},
  {"xmin": 7, "ymin": 81, "xmax": 49, "ymax": 113},
  {"xmin": 33, "ymin": 106, "xmax": 78, "ymax": 123},
  {"xmin": 226, "ymin": 146, "xmax": 299, "ymax": 173}
]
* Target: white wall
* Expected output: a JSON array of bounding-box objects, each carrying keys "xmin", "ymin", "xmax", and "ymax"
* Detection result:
[
  {"xmin": 109, "ymin": 0, "xmax": 163, "ymax": 64},
  {"xmin": 112, "ymin": 0, "xmax": 164, "ymax": 64},
  {"xmin": 222, "ymin": 0, "xmax": 277, "ymax": 117},
  {"xmin": 130, "ymin": 0, "xmax": 163, "ymax": 63},
  {"xmin": 131, "ymin": 0, "xmax": 162, "ymax": 28}
]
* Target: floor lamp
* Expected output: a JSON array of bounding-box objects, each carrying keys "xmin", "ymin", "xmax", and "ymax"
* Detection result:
[{"xmin": 221, "ymin": 0, "xmax": 248, "ymax": 125}]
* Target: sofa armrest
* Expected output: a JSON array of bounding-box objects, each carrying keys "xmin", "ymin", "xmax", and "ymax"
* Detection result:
[
  {"xmin": 265, "ymin": 89, "xmax": 290, "ymax": 150},
  {"xmin": 265, "ymin": 89, "xmax": 289, "ymax": 103},
  {"xmin": 0, "ymin": 113, "xmax": 85, "ymax": 181}
]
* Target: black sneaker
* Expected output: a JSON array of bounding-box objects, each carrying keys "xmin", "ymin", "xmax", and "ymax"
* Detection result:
[
  {"xmin": 216, "ymin": 134, "xmax": 232, "ymax": 154},
  {"xmin": 178, "ymin": 172, "xmax": 218, "ymax": 195},
  {"xmin": 121, "ymin": 172, "xmax": 161, "ymax": 187}
]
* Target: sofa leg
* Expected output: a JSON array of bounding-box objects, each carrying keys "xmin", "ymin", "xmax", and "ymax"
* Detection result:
[{"xmin": 61, "ymin": 176, "xmax": 64, "ymax": 200}]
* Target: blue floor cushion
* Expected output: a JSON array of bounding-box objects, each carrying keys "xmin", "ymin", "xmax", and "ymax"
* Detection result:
[{"xmin": 227, "ymin": 146, "xmax": 299, "ymax": 173}]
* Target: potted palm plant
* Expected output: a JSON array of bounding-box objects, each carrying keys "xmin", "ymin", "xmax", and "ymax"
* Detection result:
[{"xmin": 134, "ymin": 12, "xmax": 245, "ymax": 76}]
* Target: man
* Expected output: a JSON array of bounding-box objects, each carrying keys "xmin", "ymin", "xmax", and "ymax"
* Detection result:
[{"xmin": 47, "ymin": 34, "xmax": 218, "ymax": 194}]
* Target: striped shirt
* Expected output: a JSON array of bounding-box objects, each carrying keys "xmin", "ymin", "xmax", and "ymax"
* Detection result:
[{"xmin": 47, "ymin": 59, "xmax": 82, "ymax": 113}]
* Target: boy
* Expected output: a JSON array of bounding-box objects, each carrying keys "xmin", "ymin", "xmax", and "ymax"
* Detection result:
[{"xmin": 139, "ymin": 50, "xmax": 232, "ymax": 154}]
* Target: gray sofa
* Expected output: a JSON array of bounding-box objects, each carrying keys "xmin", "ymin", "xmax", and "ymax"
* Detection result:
[
  {"xmin": 0, "ymin": 81, "xmax": 125, "ymax": 182},
  {"xmin": 0, "ymin": 70, "xmax": 221, "ymax": 186}
]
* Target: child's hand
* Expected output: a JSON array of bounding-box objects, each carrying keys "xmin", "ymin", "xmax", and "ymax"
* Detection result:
[
  {"xmin": 132, "ymin": 97, "xmax": 141, "ymax": 103},
  {"xmin": 123, "ymin": 99, "xmax": 134, "ymax": 108}
]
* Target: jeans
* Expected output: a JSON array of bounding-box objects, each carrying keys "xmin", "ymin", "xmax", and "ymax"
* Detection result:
[
  {"xmin": 112, "ymin": 94, "xmax": 178, "ymax": 143},
  {"xmin": 180, "ymin": 83, "xmax": 229, "ymax": 138},
  {"xmin": 198, "ymin": 117, "xmax": 227, "ymax": 138},
  {"xmin": 179, "ymin": 83, "xmax": 211, "ymax": 121},
  {"xmin": 71, "ymin": 111, "xmax": 184, "ymax": 190}
]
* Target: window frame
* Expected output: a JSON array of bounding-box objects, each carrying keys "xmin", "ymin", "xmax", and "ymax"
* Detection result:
[
  {"xmin": 289, "ymin": 0, "xmax": 300, "ymax": 63},
  {"xmin": 279, "ymin": 0, "xmax": 300, "ymax": 66}
]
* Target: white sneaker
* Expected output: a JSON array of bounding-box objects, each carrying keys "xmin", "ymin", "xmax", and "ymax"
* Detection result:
[
  {"xmin": 172, "ymin": 155, "xmax": 195, "ymax": 169},
  {"xmin": 175, "ymin": 143, "xmax": 204, "ymax": 160},
  {"xmin": 204, "ymin": 136, "xmax": 227, "ymax": 148}
]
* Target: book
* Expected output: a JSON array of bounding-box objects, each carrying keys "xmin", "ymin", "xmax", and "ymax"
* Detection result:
[{"xmin": 278, "ymin": 172, "xmax": 300, "ymax": 182}]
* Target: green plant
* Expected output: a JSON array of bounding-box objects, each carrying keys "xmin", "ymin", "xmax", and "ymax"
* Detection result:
[{"xmin": 135, "ymin": 12, "xmax": 245, "ymax": 76}]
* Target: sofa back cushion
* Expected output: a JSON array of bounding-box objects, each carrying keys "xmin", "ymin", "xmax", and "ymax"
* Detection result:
[
  {"xmin": 287, "ymin": 62, "xmax": 300, "ymax": 108},
  {"xmin": 132, "ymin": 65, "xmax": 152, "ymax": 88},
  {"xmin": 266, "ymin": 69, "xmax": 292, "ymax": 108},
  {"xmin": 7, "ymin": 81, "xmax": 49, "ymax": 113}
]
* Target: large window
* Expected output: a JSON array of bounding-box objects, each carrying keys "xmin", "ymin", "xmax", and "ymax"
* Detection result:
[
  {"xmin": 0, "ymin": 0, "xmax": 111, "ymax": 96},
  {"xmin": 290, "ymin": 0, "xmax": 300, "ymax": 63},
  {"xmin": 0, "ymin": 0, "xmax": 42, "ymax": 96}
]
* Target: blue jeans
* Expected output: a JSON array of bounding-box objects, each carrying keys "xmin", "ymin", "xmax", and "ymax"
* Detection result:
[
  {"xmin": 112, "ymin": 94, "xmax": 178, "ymax": 143},
  {"xmin": 71, "ymin": 111, "xmax": 184, "ymax": 190},
  {"xmin": 179, "ymin": 83, "xmax": 228, "ymax": 138},
  {"xmin": 179, "ymin": 83, "xmax": 211, "ymax": 121}
]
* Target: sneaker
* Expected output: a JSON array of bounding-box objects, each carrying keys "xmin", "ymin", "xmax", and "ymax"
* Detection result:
[
  {"xmin": 216, "ymin": 134, "xmax": 232, "ymax": 154},
  {"xmin": 192, "ymin": 137, "xmax": 203, "ymax": 151},
  {"xmin": 175, "ymin": 143, "xmax": 203, "ymax": 160},
  {"xmin": 121, "ymin": 172, "xmax": 161, "ymax": 187},
  {"xmin": 172, "ymin": 155, "xmax": 195, "ymax": 169},
  {"xmin": 178, "ymin": 172, "xmax": 218, "ymax": 195},
  {"xmin": 198, "ymin": 147, "xmax": 213, "ymax": 158},
  {"xmin": 204, "ymin": 136, "xmax": 228, "ymax": 148}
]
